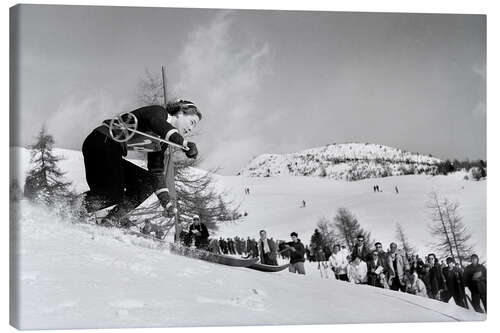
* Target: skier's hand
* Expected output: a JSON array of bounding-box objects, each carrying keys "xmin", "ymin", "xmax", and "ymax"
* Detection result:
[
  {"xmin": 185, "ymin": 142, "xmax": 198, "ymax": 159},
  {"xmin": 163, "ymin": 202, "xmax": 177, "ymax": 218}
]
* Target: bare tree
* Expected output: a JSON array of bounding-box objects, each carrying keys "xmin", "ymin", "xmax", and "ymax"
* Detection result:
[
  {"xmin": 395, "ymin": 222, "xmax": 415, "ymax": 257},
  {"xmin": 442, "ymin": 198, "xmax": 474, "ymax": 266},
  {"xmin": 427, "ymin": 192, "xmax": 455, "ymax": 259},
  {"xmin": 427, "ymin": 192, "xmax": 475, "ymax": 265}
]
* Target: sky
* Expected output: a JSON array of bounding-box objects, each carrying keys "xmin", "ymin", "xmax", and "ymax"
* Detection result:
[{"xmin": 12, "ymin": 5, "xmax": 486, "ymax": 175}]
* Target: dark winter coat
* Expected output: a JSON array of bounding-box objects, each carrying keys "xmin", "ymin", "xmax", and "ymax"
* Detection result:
[
  {"xmin": 285, "ymin": 240, "xmax": 305, "ymax": 264},
  {"xmin": 426, "ymin": 263, "xmax": 447, "ymax": 296},
  {"xmin": 367, "ymin": 257, "xmax": 386, "ymax": 288},
  {"xmin": 188, "ymin": 222, "xmax": 209, "ymax": 249},
  {"xmin": 463, "ymin": 263, "xmax": 487, "ymax": 296},
  {"xmin": 443, "ymin": 266, "xmax": 466, "ymax": 296},
  {"xmin": 351, "ymin": 244, "xmax": 371, "ymax": 262}
]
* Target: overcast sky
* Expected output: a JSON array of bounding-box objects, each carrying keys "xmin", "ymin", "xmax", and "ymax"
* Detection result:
[{"xmin": 12, "ymin": 5, "xmax": 486, "ymax": 174}]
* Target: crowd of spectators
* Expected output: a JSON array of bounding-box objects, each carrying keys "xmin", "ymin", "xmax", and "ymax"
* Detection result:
[
  {"xmin": 169, "ymin": 216, "xmax": 486, "ymax": 314},
  {"xmin": 320, "ymin": 234, "xmax": 487, "ymax": 313}
]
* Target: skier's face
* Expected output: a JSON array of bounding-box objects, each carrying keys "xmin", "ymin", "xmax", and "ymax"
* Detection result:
[{"xmin": 172, "ymin": 113, "xmax": 200, "ymax": 135}]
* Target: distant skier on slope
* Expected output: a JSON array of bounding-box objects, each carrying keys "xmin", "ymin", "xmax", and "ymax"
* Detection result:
[{"xmin": 80, "ymin": 100, "xmax": 201, "ymax": 225}]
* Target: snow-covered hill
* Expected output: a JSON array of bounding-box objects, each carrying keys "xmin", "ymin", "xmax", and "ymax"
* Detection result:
[
  {"xmin": 10, "ymin": 201, "xmax": 484, "ymax": 329},
  {"xmin": 237, "ymin": 143, "xmax": 442, "ymax": 180},
  {"xmin": 10, "ymin": 146, "xmax": 487, "ymax": 259}
]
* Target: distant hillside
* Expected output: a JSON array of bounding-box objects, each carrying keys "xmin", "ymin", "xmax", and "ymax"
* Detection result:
[{"xmin": 237, "ymin": 143, "xmax": 442, "ymax": 180}]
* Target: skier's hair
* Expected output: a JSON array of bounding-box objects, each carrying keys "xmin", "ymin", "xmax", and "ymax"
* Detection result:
[{"xmin": 166, "ymin": 99, "xmax": 202, "ymax": 120}]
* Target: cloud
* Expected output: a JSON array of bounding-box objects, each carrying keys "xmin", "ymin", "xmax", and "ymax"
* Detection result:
[
  {"xmin": 171, "ymin": 11, "xmax": 272, "ymax": 174},
  {"xmin": 46, "ymin": 90, "xmax": 131, "ymax": 149}
]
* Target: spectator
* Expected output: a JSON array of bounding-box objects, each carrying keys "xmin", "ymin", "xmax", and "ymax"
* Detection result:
[
  {"xmin": 441, "ymin": 257, "xmax": 467, "ymax": 308},
  {"xmin": 351, "ymin": 234, "xmax": 371, "ymax": 262},
  {"xmin": 219, "ymin": 237, "xmax": 228, "ymax": 254},
  {"xmin": 425, "ymin": 253, "xmax": 446, "ymax": 300},
  {"xmin": 188, "ymin": 215, "xmax": 209, "ymax": 250},
  {"xmin": 374, "ymin": 242, "xmax": 387, "ymax": 265},
  {"xmin": 367, "ymin": 251, "xmax": 387, "ymax": 288},
  {"xmin": 208, "ymin": 238, "xmax": 221, "ymax": 254},
  {"xmin": 406, "ymin": 271, "xmax": 428, "ymax": 298},
  {"xmin": 258, "ymin": 230, "xmax": 278, "ymax": 266},
  {"xmin": 329, "ymin": 244, "xmax": 349, "ymax": 281},
  {"xmin": 283, "ymin": 232, "xmax": 306, "ymax": 275},
  {"xmin": 386, "ymin": 242, "xmax": 410, "ymax": 292},
  {"xmin": 463, "ymin": 254, "xmax": 487, "ymax": 313},
  {"xmin": 227, "ymin": 238, "xmax": 236, "ymax": 254},
  {"xmin": 252, "ymin": 238, "xmax": 259, "ymax": 258},
  {"xmin": 347, "ymin": 255, "xmax": 368, "ymax": 284}
]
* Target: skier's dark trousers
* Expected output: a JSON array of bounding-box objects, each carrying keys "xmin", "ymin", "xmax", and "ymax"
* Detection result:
[{"xmin": 82, "ymin": 102, "xmax": 201, "ymax": 222}]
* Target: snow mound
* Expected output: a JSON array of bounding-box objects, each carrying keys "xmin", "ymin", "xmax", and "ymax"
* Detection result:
[
  {"xmin": 238, "ymin": 143, "xmax": 442, "ymax": 180},
  {"xmin": 10, "ymin": 201, "xmax": 484, "ymax": 329}
]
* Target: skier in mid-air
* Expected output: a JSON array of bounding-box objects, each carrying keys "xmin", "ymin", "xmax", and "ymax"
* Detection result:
[{"xmin": 80, "ymin": 100, "xmax": 201, "ymax": 225}]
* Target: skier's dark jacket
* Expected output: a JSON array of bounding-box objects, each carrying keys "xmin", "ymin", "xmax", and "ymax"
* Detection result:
[
  {"xmin": 286, "ymin": 240, "xmax": 305, "ymax": 264},
  {"xmin": 96, "ymin": 105, "xmax": 186, "ymax": 172}
]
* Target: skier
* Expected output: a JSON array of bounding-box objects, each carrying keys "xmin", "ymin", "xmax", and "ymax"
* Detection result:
[{"xmin": 80, "ymin": 100, "xmax": 201, "ymax": 225}]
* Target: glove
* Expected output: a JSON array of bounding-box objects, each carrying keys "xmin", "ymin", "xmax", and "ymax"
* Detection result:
[
  {"xmin": 162, "ymin": 201, "xmax": 177, "ymax": 218},
  {"xmin": 185, "ymin": 142, "xmax": 198, "ymax": 159}
]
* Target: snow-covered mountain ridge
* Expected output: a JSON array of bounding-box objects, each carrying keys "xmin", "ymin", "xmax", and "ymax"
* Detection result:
[{"xmin": 238, "ymin": 143, "xmax": 442, "ymax": 180}]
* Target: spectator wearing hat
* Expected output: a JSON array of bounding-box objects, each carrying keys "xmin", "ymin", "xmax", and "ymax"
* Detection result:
[
  {"xmin": 188, "ymin": 215, "xmax": 209, "ymax": 250},
  {"xmin": 464, "ymin": 254, "xmax": 487, "ymax": 313},
  {"xmin": 283, "ymin": 232, "xmax": 306, "ymax": 274}
]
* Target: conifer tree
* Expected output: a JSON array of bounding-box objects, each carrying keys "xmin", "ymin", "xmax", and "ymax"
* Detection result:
[
  {"xmin": 24, "ymin": 127, "xmax": 73, "ymax": 204},
  {"xmin": 333, "ymin": 207, "xmax": 372, "ymax": 250}
]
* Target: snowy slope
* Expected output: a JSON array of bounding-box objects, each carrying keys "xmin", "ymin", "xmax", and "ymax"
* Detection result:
[
  {"xmin": 10, "ymin": 146, "xmax": 487, "ymax": 260},
  {"xmin": 11, "ymin": 201, "xmax": 484, "ymax": 329},
  {"xmin": 213, "ymin": 173, "xmax": 486, "ymax": 261},
  {"xmin": 238, "ymin": 143, "xmax": 442, "ymax": 180}
]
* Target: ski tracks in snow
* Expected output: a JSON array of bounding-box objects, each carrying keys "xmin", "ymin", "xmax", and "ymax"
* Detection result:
[{"xmin": 196, "ymin": 288, "xmax": 268, "ymax": 312}]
